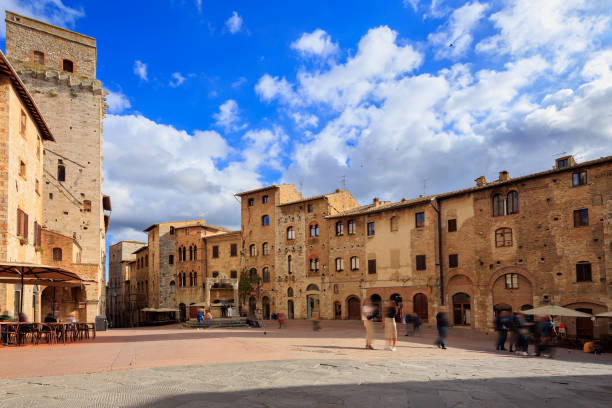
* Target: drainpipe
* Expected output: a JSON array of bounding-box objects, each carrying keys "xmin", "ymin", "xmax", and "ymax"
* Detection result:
[{"xmin": 430, "ymin": 198, "xmax": 444, "ymax": 306}]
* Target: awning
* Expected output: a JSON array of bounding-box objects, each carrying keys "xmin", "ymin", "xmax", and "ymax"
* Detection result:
[
  {"xmin": 595, "ymin": 311, "xmax": 612, "ymax": 317},
  {"xmin": 141, "ymin": 307, "xmax": 179, "ymax": 313},
  {"xmin": 521, "ymin": 305, "xmax": 592, "ymax": 317},
  {"xmin": 103, "ymin": 195, "xmax": 112, "ymax": 211}
]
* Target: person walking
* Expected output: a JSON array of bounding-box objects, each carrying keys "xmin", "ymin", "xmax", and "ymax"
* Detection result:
[
  {"xmin": 382, "ymin": 301, "xmax": 397, "ymax": 351},
  {"xmin": 435, "ymin": 306, "xmax": 449, "ymax": 350},
  {"xmin": 197, "ymin": 309, "xmax": 204, "ymax": 329},
  {"xmin": 278, "ymin": 312, "xmax": 285, "ymax": 329},
  {"xmin": 204, "ymin": 310, "xmax": 213, "ymax": 328},
  {"xmin": 413, "ymin": 314, "xmax": 422, "ymax": 336},
  {"xmin": 227, "ymin": 305, "xmax": 233, "ymax": 318},
  {"xmin": 362, "ymin": 300, "xmax": 375, "ymax": 350},
  {"xmin": 495, "ymin": 310, "xmax": 510, "ymax": 351},
  {"xmin": 404, "ymin": 313, "xmax": 414, "ymax": 336}
]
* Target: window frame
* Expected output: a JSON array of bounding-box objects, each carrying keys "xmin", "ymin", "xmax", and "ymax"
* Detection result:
[
  {"xmin": 506, "ymin": 191, "xmax": 519, "ymax": 214},
  {"xmin": 415, "ymin": 255, "xmax": 426, "ymax": 271},
  {"xmin": 335, "ymin": 221, "xmax": 344, "ymax": 236},
  {"xmin": 367, "ymin": 221, "xmax": 375, "ymax": 236},
  {"xmin": 262, "ymin": 195, "xmax": 269, "ymax": 204},
  {"xmin": 309, "ymin": 258, "xmax": 319, "ymax": 272},
  {"xmin": 230, "ymin": 243, "xmax": 238, "ymax": 257},
  {"xmin": 248, "ymin": 198, "xmax": 255, "ymax": 207},
  {"xmin": 492, "ymin": 194, "xmax": 504, "ymax": 217},
  {"xmin": 504, "ymin": 273, "xmax": 519, "ymax": 289},
  {"xmin": 367, "ymin": 259, "xmax": 377, "ymax": 275},
  {"xmin": 415, "ymin": 212, "xmax": 425, "ymax": 228},
  {"xmin": 335, "ymin": 257, "xmax": 344, "ymax": 272},
  {"xmin": 310, "ymin": 224, "xmax": 319, "ymax": 237},
  {"xmin": 448, "ymin": 219, "xmax": 457, "ymax": 232},
  {"xmin": 348, "ymin": 220, "xmax": 356, "ymax": 235},
  {"xmin": 495, "ymin": 228, "xmax": 513, "ymax": 248},
  {"xmin": 212, "ymin": 245, "xmax": 219, "ymax": 258},
  {"xmin": 573, "ymin": 209, "xmax": 589, "ymax": 227},
  {"xmin": 249, "ymin": 244, "xmax": 257, "ymax": 257},
  {"xmin": 350, "ymin": 256, "xmax": 360, "ymax": 271},
  {"xmin": 576, "ymin": 262, "xmax": 592, "ymax": 282},
  {"xmin": 448, "ymin": 254, "xmax": 458, "ymax": 268},
  {"xmin": 287, "ymin": 226, "xmax": 295, "ymax": 240},
  {"xmin": 262, "ymin": 242, "xmax": 269, "ymax": 256},
  {"xmin": 572, "ymin": 171, "xmax": 587, "ymax": 187},
  {"xmin": 262, "ymin": 215, "xmax": 270, "ymax": 226}
]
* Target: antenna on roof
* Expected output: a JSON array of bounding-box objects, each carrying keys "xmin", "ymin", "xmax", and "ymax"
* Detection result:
[
  {"xmin": 298, "ymin": 180, "xmax": 303, "ymax": 194},
  {"xmin": 341, "ymin": 175, "xmax": 346, "ymax": 190}
]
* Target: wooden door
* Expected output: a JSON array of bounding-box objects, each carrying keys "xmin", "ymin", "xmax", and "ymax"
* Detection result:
[
  {"xmin": 413, "ymin": 293, "xmax": 428, "ymax": 321},
  {"xmin": 576, "ymin": 308, "xmax": 593, "ymax": 338},
  {"xmin": 348, "ymin": 297, "xmax": 361, "ymax": 320}
]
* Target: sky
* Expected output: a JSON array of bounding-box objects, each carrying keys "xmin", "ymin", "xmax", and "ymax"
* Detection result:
[{"xmin": 1, "ymin": 0, "xmax": 611, "ymax": 246}]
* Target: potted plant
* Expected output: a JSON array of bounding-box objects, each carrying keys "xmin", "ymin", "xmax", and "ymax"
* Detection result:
[
  {"xmin": 19, "ymin": 237, "xmax": 27, "ymax": 246},
  {"xmin": 35, "ymin": 246, "xmax": 44, "ymax": 254}
]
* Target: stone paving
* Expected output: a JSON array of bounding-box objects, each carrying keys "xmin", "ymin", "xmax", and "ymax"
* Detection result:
[{"xmin": 0, "ymin": 322, "xmax": 610, "ymax": 407}]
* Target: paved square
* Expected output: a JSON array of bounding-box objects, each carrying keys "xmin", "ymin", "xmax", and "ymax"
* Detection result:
[{"xmin": 0, "ymin": 321, "xmax": 610, "ymax": 407}]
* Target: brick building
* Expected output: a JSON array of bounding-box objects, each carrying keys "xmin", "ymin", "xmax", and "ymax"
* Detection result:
[{"xmin": 107, "ymin": 240, "xmax": 145, "ymax": 327}]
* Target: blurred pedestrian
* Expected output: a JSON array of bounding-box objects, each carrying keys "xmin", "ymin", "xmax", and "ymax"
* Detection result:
[
  {"xmin": 435, "ymin": 306, "xmax": 449, "ymax": 350},
  {"xmin": 508, "ymin": 312, "xmax": 520, "ymax": 353},
  {"xmin": 413, "ymin": 314, "xmax": 422, "ymax": 336},
  {"xmin": 404, "ymin": 313, "xmax": 414, "ymax": 336},
  {"xmin": 535, "ymin": 316, "xmax": 554, "ymax": 358},
  {"xmin": 205, "ymin": 310, "xmax": 212, "ymax": 328},
  {"xmin": 312, "ymin": 311, "xmax": 321, "ymax": 331},
  {"xmin": 362, "ymin": 300, "xmax": 375, "ymax": 350},
  {"xmin": 382, "ymin": 301, "xmax": 397, "ymax": 351},
  {"xmin": 197, "ymin": 309, "xmax": 204, "ymax": 328},
  {"xmin": 227, "ymin": 305, "xmax": 233, "ymax": 318},
  {"xmin": 495, "ymin": 310, "xmax": 510, "ymax": 351},
  {"xmin": 278, "ymin": 312, "xmax": 285, "ymax": 329}
]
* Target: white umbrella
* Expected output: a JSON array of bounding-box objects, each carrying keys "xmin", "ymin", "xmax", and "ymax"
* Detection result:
[
  {"xmin": 521, "ymin": 305, "xmax": 592, "ymax": 317},
  {"xmin": 595, "ymin": 311, "xmax": 612, "ymax": 317}
]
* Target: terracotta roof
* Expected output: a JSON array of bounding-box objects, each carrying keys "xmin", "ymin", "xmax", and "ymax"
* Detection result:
[
  {"xmin": 234, "ymin": 184, "xmax": 294, "ymax": 197},
  {"xmin": 0, "ymin": 50, "xmax": 54, "ymax": 141},
  {"xmin": 204, "ymin": 230, "xmax": 241, "ymax": 239},
  {"xmin": 143, "ymin": 219, "xmax": 207, "ymax": 232},
  {"xmin": 326, "ymin": 196, "xmax": 434, "ymax": 218},
  {"xmin": 278, "ymin": 192, "xmax": 341, "ymax": 207},
  {"xmin": 132, "ymin": 246, "xmax": 148, "ymax": 254},
  {"xmin": 437, "ymin": 155, "xmax": 612, "ymax": 200}
]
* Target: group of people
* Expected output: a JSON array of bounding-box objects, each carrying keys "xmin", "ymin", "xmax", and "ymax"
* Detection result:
[
  {"xmin": 196, "ymin": 309, "xmax": 213, "ymax": 328},
  {"xmin": 494, "ymin": 311, "xmax": 559, "ymax": 357},
  {"xmin": 220, "ymin": 303, "xmax": 233, "ymax": 318}
]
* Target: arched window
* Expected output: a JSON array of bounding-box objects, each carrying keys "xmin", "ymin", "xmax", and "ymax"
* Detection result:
[
  {"xmin": 287, "ymin": 287, "xmax": 294, "ymax": 297},
  {"xmin": 193, "ymin": 272, "xmax": 197, "ymax": 286},
  {"xmin": 306, "ymin": 284, "xmax": 319, "ymax": 291},
  {"xmin": 335, "ymin": 257, "xmax": 344, "ymax": 271},
  {"xmin": 52, "ymin": 247, "xmax": 62, "ymax": 261},
  {"xmin": 262, "ymin": 242, "xmax": 269, "ymax": 256},
  {"xmin": 170, "ymin": 226, "xmax": 175, "ymax": 235},
  {"xmin": 288, "ymin": 255, "xmax": 293, "ymax": 274},
  {"xmin": 193, "ymin": 245, "xmax": 197, "ymax": 260},
  {"xmin": 262, "ymin": 215, "xmax": 270, "ymax": 226},
  {"xmin": 57, "ymin": 164, "xmax": 66, "ymax": 182},
  {"xmin": 309, "ymin": 258, "xmax": 319, "ymax": 272},
  {"xmin": 507, "ymin": 191, "xmax": 519, "ymax": 214},
  {"xmin": 263, "ymin": 267, "xmax": 270, "ymax": 282},
  {"xmin": 287, "ymin": 226, "xmax": 295, "ymax": 240},
  {"xmin": 189, "ymin": 246, "xmax": 193, "ymax": 261},
  {"xmin": 310, "ymin": 224, "xmax": 319, "ymax": 237},
  {"xmin": 495, "ymin": 228, "xmax": 513, "ymax": 247},
  {"xmin": 249, "ymin": 268, "xmax": 258, "ymax": 283},
  {"xmin": 492, "ymin": 194, "xmax": 504, "ymax": 216},
  {"xmin": 249, "ymin": 244, "xmax": 256, "ymax": 257},
  {"xmin": 183, "ymin": 273, "xmax": 187, "ymax": 287},
  {"xmin": 350, "ymin": 256, "xmax": 359, "ymax": 270},
  {"xmin": 189, "ymin": 272, "xmax": 193, "ymax": 286},
  {"xmin": 62, "ymin": 59, "xmax": 73, "ymax": 72},
  {"xmin": 390, "ymin": 216, "xmax": 399, "ymax": 231},
  {"xmin": 170, "ymin": 281, "xmax": 176, "ymax": 294}
]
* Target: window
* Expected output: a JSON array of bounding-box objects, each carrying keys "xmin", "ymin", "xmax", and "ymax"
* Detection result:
[
  {"xmin": 492, "ymin": 194, "xmax": 504, "ymax": 216},
  {"xmin": 20, "ymin": 110, "xmax": 26, "ymax": 136},
  {"xmin": 16, "ymin": 209, "xmax": 28, "ymax": 239},
  {"xmin": 506, "ymin": 191, "xmax": 519, "ymax": 214},
  {"xmin": 248, "ymin": 198, "xmax": 255, "ymax": 206},
  {"xmin": 416, "ymin": 255, "xmax": 426, "ymax": 271},
  {"xmin": 19, "ymin": 161, "xmax": 26, "ymax": 178},
  {"xmin": 367, "ymin": 222, "xmax": 375, "ymax": 236},
  {"xmin": 350, "ymin": 256, "xmax": 359, "ymax": 271},
  {"xmin": 335, "ymin": 221, "xmax": 344, "ymax": 236},
  {"xmin": 495, "ymin": 228, "xmax": 513, "ymax": 247},
  {"xmin": 310, "ymin": 258, "xmax": 319, "ymax": 272},
  {"xmin": 348, "ymin": 220, "xmax": 356, "ymax": 235},
  {"xmin": 189, "ymin": 246, "xmax": 193, "ymax": 261},
  {"xmin": 449, "ymin": 254, "xmax": 458, "ymax": 268},
  {"xmin": 62, "ymin": 59, "xmax": 73, "ymax": 72},
  {"xmin": 335, "ymin": 258, "xmax": 344, "ymax": 271},
  {"xmin": 262, "ymin": 195, "xmax": 269, "ymax": 204},
  {"xmin": 287, "ymin": 287, "xmax": 294, "ymax": 297},
  {"xmin": 287, "ymin": 226, "xmax": 295, "ymax": 240},
  {"xmin": 262, "ymin": 242, "xmax": 269, "ymax": 256},
  {"xmin": 182, "ymin": 273, "xmax": 187, "ymax": 287},
  {"xmin": 310, "ymin": 224, "xmax": 319, "ymax": 237},
  {"xmin": 83, "ymin": 200, "xmax": 91, "ymax": 212},
  {"xmin": 169, "ymin": 254, "xmax": 174, "ymax": 265},
  {"xmin": 249, "ymin": 268, "xmax": 258, "ymax": 283},
  {"xmin": 557, "ymin": 158, "xmax": 569, "ymax": 168},
  {"xmin": 33, "ymin": 51, "xmax": 44, "ymax": 65},
  {"xmin": 230, "ymin": 270, "xmax": 237, "ymax": 279},
  {"xmin": 193, "ymin": 273, "xmax": 197, "ymax": 286},
  {"xmin": 249, "ymin": 244, "xmax": 257, "ymax": 257},
  {"xmin": 576, "ymin": 262, "xmax": 592, "ymax": 282},
  {"xmin": 307, "ymin": 204, "xmax": 313, "ymax": 213},
  {"xmin": 52, "ymin": 247, "xmax": 62, "ymax": 261},
  {"xmin": 390, "ymin": 216, "xmax": 399, "ymax": 232},
  {"xmin": 34, "ymin": 221, "xmax": 41, "ymax": 247},
  {"xmin": 262, "ymin": 215, "xmax": 270, "ymax": 226},
  {"xmin": 212, "ymin": 271, "xmax": 219, "ymax": 278},
  {"xmin": 448, "ymin": 219, "xmax": 457, "ymax": 232},
  {"xmin": 288, "ymin": 255, "xmax": 293, "ymax": 274},
  {"xmin": 170, "ymin": 281, "xmax": 176, "ymax": 294},
  {"xmin": 170, "ymin": 226, "xmax": 175, "ymax": 235},
  {"xmin": 189, "ymin": 272, "xmax": 193, "ymax": 286},
  {"xmin": 263, "ymin": 267, "xmax": 270, "ymax": 282},
  {"xmin": 573, "ymin": 209, "xmax": 589, "ymax": 227},
  {"xmin": 212, "ymin": 245, "xmax": 219, "ymax": 258},
  {"xmin": 572, "ymin": 171, "xmax": 587, "ymax": 187},
  {"xmin": 368, "ymin": 259, "xmax": 376, "ymax": 275},
  {"xmin": 193, "ymin": 245, "xmax": 197, "ymax": 260},
  {"xmin": 57, "ymin": 164, "xmax": 66, "ymax": 182},
  {"xmin": 415, "ymin": 212, "xmax": 425, "ymax": 228},
  {"xmin": 505, "ymin": 273, "xmax": 519, "ymax": 289},
  {"xmin": 230, "ymin": 243, "xmax": 238, "ymax": 257}
]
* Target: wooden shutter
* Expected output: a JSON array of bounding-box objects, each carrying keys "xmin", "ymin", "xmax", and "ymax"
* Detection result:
[
  {"xmin": 24, "ymin": 212, "xmax": 28, "ymax": 239},
  {"xmin": 16, "ymin": 209, "xmax": 22, "ymax": 237}
]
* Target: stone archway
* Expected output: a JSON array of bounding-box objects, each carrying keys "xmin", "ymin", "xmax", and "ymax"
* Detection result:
[{"xmin": 491, "ymin": 272, "xmax": 534, "ymax": 315}]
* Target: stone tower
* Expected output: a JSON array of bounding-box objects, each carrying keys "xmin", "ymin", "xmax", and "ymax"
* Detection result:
[{"xmin": 4, "ymin": 12, "xmax": 109, "ymax": 319}]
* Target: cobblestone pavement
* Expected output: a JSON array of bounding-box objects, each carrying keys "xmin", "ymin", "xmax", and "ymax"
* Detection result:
[{"xmin": 1, "ymin": 357, "xmax": 611, "ymax": 407}]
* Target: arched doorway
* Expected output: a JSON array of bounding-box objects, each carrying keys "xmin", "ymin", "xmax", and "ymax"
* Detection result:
[
  {"xmin": 493, "ymin": 303, "xmax": 512, "ymax": 317},
  {"xmin": 390, "ymin": 294, "xmax": 402, "ymax": 305},
  {"xmin": 179, "ymin": 303, "xmax": 187, "ymax": 322},
  {"xmin": 413, "ymin": 293, "xmax": 428, "ymax": 322},
  {"xmin": 491, "ymin": 272, "xmax": 533, "ymax": 314},
  {"xmin": 262, "ymin": 296, "xmax": 270, "ymax": 320},
  {"xmin": 370, "ymin": 294, "xmax": 381, "ymax": 321},
  {"xmin": 347, "ymin": 296, "xmax": 361, "ymax": 320},
  {"xmin": 452, "ymin": 293, "xmax": 471, "ymax": 326},
  {"xmin": 287, "ymin": 300, "xmax": 294, "ymax": 319},
  {"xmin": 248, "ymin": 296, "xmax": 256, "ymax": 317},
  {"xmin": 334, "ymin": 301, "xmax": 342, "ymax": 319}
]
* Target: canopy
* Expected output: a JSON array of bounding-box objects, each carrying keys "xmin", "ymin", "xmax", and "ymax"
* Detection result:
[
  {"xmin": 0, "ymin": 262, "xmax": 91, "ymax": 314},
  {"xmin": 595, "ymin": 311, "xmax": 612, "ymax": 318},
  {"xmin": 141, "ymin": 307, "xmax": 179, "ymax": 313},
  {"xmin": 521, "ymin": 305, "xmax": 592, "ymax": 317}
]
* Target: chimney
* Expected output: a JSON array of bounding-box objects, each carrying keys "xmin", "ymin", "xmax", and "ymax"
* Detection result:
[
  {"xmin": 498, "ymin": 171, "xmax": 510, "ymax": 182},
  {"xmin": 373, "ymin": 197, "xmax": 379, "ymax": 207},
  {"xmin": 475, "ymin": 176, "xmax": 487, "ymax": 187},
  {"xmin": 335, "ymin": 188, "xmax": 341, "ymax": 193},
  {"xmin": 401, "ymin": 198, "xmax": 406, "ymax": 202}
]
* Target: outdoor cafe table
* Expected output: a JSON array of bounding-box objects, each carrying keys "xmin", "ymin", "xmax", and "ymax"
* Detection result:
[{"xmin": 0, "ymin": 321, "xmax": 96, "ymax": 346}]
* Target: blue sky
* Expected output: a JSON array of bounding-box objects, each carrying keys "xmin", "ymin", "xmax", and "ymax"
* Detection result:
[{"xmin": 1, "ymin": 0, "xmax": 611, "ymax": 245}]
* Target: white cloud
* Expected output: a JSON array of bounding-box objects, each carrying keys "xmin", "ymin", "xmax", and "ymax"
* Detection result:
[
  {"xmin": 402, "ymin": 0, "xmax": 419, "ymax": 12},
  {"xmin": 428, "ymin": 2, "xmax": 488, "ymax": 59},
  {"xmin": 0, "ymin": 0, "xmax": 83, "ymax": 38},
  {"xmin": 225, "ymin": 11, "xmax": 243, "ymax": 34},
  {"xmin": 476, "ymin": 0, "xmax": 610, "ymax": 72},
  {"xmin": 169, "ymin": 72, "xmax": 186, "ymax": 87},
  {"xmin": 255, "ymin": 74, "xmax": 299, "ymax": 105},
  {"xmin": 231, "ymin": 77, "xmax": 247, "ymax": 88},
  {"xmin": 213, "ymin": 99, "xmax": 244, "ymax": 132},
  {"xmin": 292, "ymin": 112, "xmax": 319, "ymax": 128},
  {"xmin": 105, "ymin": 90, "xmax": 131, "ymax": 114},
  {"xmin": 291, "ymin": 29, "xmax": 339, "ymax": 59},
  {"xmin": 133, "ymin": 60, "xmax": 148, "ymax": 81}
]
